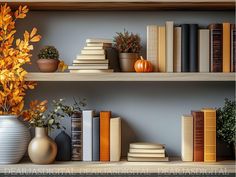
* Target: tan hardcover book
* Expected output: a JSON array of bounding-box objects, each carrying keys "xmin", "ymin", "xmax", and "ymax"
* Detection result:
[
  {"xmin": 181, "ymin": 115, "xmax": 193, "ymax": 162},
  {"xmin": 128, "ymin": 156, "xmax": 169, "ymax": 162},
  {"xmin": 100, "ymin": 111, "xmax": 111, "ymax": 161},
  {"xmin": 84, "ymin": 46, "xmax": 107, "ymax": 50},
  {"xmin": 202, "ymin": 108, "xmax": 216, "ymax": 162},
  {"xmin": 130, "ymin": 142, "xmax": 164, "ymax": 149},
  {"xmin": 174, "ymin": 26, "xmax": 181, "ymax": 72},
  {"xmin": 110, "ymin": 117, "xmax": 121, "ymax": 162},
  {"xmin": 128, "ymin": 152, "xmax": 165, "ymax": 158},
  {"xmin": 86, "ymin": 38, "xmax": 113, "ymax": 44},
  {"xmin": 81, "ymin": 49, "xmax": 105, "ymax": 55},
  {"xmin": 223, "ymin": 23, "xmax": 231, "ymax": 72},
  {"xmin": 68, "ymin": 65, "xmax": 108, "ymax": 70},
  {"xmin": 73, "ymin": 60, "xmax": 109, "ymax": 64},
  {"xmin": 199, "ymin": 29, "xmax": 210, "ymax": 72},
  {"xmin": 76, "ymin": 54, "xmax": 106, "ymax": 60},
  {"xmin": 158, "ymin": 26, "xmax": 166, "ymax": 72},
  {"xmin": 70, "ymin": 69, "xmax": 113, "ymax": 73},
  {"xmin": 87, "ymin": 43, "xmax": 112, "ymax": 47},
  {"xmin": 166, "ymin": 21, "xmax": 174, "ymax": 72},
  {"xmin": 147, "ymin": 25, "xmax": 158, "ymax": 72},
  {"xmin": 129, "ymin": 148, "xmax": 165, "ymax": 154}
]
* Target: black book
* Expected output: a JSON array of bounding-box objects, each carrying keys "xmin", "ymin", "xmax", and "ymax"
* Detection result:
[
  {"xmin": 231, "ymin": 24, "xmax": 236, "ymax": 72},
  {"xmin": 189, "ymin": 24, "xmax": 199, "ymax": 72},
  {"xmin": 181, "ymin": 24, "xmax": 190, "ymax": 72}
]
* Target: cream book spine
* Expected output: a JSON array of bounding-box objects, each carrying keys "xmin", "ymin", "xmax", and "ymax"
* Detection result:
[
  {"xmin": 110, "ymin": 117, "xmax": 121, "ymax": 162},
  {"xmin": 181, "ymin": 115, "xmax": 193, "ymax": 162},
  {"xmin": 128, "ymin": 153, "xmax": 165, "ymax": 158},
  {"xmin": 158, "ymin": 26, "xmax": 166, "ymax": 72},
  {"xmin": 147, "ymin": 25, "xmax": 158, "ymax": 72},
  {"xmin": 166, "ymin": 21, "xmax": 174, "ymax": 72},
  {"xmin": 81, "ymin": 49, "xmax": 105, "ymax": 55},
  {"xmin": 174, "ymin": 26, "xmax": 181, "ymax": 72},
  {"xmin": 199, "ymin": 29, "xmax": 210, "ymax": 72}
]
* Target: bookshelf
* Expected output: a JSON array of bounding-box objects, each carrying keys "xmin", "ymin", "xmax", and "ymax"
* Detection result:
[
  {"xmin": 26, "ymin": 72, "xmax": 236, "ymax": 81},
  {"xmin": 0, "ymin": 0, "xmax": 234, "ymax": 11}
]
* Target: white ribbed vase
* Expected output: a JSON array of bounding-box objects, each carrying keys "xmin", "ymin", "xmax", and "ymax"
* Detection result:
[{"xmin": 0, "ymin": 115, "xmax": 30, "ymax": 164}]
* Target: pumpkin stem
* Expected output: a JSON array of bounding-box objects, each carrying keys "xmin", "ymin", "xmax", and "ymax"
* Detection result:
[{"xmin": 140, "ymin": 56, "xmax": 144, "ymax": 60}]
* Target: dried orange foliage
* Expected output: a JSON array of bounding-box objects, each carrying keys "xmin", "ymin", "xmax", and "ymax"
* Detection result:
[{"xmin": 0, "ymin": 4, "xmax": 41, "ymax": 115}]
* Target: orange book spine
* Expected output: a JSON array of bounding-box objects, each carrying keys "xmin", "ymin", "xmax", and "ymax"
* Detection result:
[
  {"xmin": 100, "ymin": 111, "xmax": 111, "ymax": 161},
  {"xmin": 223, "ymin": 22, "xmax": 231, "ymax": 72},
  {"xmin": 202, "ymin": 109, "xmax": 216, "ymax": 162}
]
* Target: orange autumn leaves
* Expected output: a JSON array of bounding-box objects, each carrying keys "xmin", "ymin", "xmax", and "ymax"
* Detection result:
[{"xmin": 0, "ymin": 4, "xmax": 41, "ymax": 115}]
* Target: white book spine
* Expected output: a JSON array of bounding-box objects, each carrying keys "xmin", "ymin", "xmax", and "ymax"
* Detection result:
[
  {"xmin": 110, "ymin": 117, "xmax": 121, "ymax": 162},
  {"xmin": 174, "ymin": 27, "xmax": 181, "ymax": 72},
  {"xmin": 82, "ymin": 110, "xmax": 94, "ymax": 161},
  {"xmin": 166, "ymin": 21, "xmax": 174, "ymax": 72},
  {"xmin": 181, "ymin": 115, "xmax": 193, "ymax": 162},
  {"xmin": 147, "ymin": 25, "xmax": 158, "ymax": 72},
  {"xmin": 199, "ymin": 29, "xmax": 210, "ymax": 72}
]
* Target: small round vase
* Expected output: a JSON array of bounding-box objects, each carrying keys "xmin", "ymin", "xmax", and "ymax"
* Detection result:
[
  {"xmin": 28, "ymin": 127, "xmax": 57, "ymax": 164},
  {"xmin": 119, "ymin": 53, "xmax": 138, "ymax": 72},
  {"xmin": 0, "ymin": 115, "xmax": 30, "ymax": 164},
  {"xmin": 36, "ymin": 59, "xmax": 59, "ymax": 72}
]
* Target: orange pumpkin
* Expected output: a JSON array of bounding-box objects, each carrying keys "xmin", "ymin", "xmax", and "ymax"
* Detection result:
[{"xmin": 134, "ymin": 56, "xmax": 153, "ymax": 72}]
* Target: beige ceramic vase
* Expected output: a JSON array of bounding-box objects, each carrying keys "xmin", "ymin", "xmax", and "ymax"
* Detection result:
[{"xmin": 28, "ymin": 127, "xmax": 57, "ymax": 164}]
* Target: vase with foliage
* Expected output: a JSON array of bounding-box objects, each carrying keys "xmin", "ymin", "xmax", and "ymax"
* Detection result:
[
  {"xmin": 216, "ymin": 98, "xmax": 236, "ymax": 158},
  {"xmin": 114, "ymin": 29, "xmax": 141, "ymax": 72},
  {"xmin": 0, "ymin": 4, "xmax": 41, "ymax": 164}
]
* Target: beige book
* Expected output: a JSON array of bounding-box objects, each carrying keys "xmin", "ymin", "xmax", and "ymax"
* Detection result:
[
  {"xmin": 86, "ymin": 38, "xmax": 113, "ymax": 44},
  {"xmin": 130, "ymin": 142, "xmax": 164, "ymax": 149},
  {"xmin": 110, "ymin": 117, "xmax": 121, "ymax": 162},
  {"xmin": 128, "ymin": 156, "xmax": 169, "ymax": 162},
  {"xmin": 202, "ymin": 108, "xmax": 216, "ymax": 162},
  {"xmin": 158, "ymin": 26, "xmax": 166, "ymax": 72},
  {"xmin": 181, "ymin": 115, "xmax": 193, "ymax": 162},
  {"xmin": 87, "ymin": 43, "xmax": 112, "ymax": 47},
  {"xmin": 165, "ymin": 21, "xmax": 174, "ymax": 72},
  {"xmin": 223, "ymin": 23, "xmax": 231, "ymax": 72},
  {"xmin": 81, "ymin": 49, "xmax": 105, "ymax": 55},
  {"xmin": 129, "ymin": 148, "xmax": 165, "ymax": 154},
  {"xmin": 199, "ymin": 29, "xmax": 210, "ymax": 72},
  {"xmin": 128, "ymin": 152, "xmax": 165, "ymax": 158},
  {"xmin": 147, "ymin": 25, "xmax": 158, "ymax": 72},
  {"xmin": 70, "ymin": 69, "xmax": 113, "ymax": 73},
  {"xmin": 73, "ymin": 59, "xmax": 109, "ymax": 64},
  {"xmin": 84, "ymin": 46, "xmax": 107, "ymax": 50},
  {"xmin": 76, "ymin": 54, "xmax": 106, "ymax": 60},
  {"xmin": 174, "ymin": 26, "xmax": 181, "ymax": 72},
  {"xmin": 68, "ymin": 65, "xmax": 108, "ymax": 70}
]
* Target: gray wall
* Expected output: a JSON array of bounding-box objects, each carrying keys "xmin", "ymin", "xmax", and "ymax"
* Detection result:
[{"xmin": 19, "ymin": 10, "xmax": 235, "ymax": 157}]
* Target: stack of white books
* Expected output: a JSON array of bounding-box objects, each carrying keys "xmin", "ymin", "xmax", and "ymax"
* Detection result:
[
  {"xmin": 127, "ymin": 142, "xmax": 169, "ymax": 162},
  {"xmin": 69, "ymin": 38, "xmax": 114, "ymax": 73}
]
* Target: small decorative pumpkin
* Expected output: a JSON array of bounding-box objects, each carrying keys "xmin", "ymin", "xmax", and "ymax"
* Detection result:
[{"xmin": 134, "ymin": 56, "xmax": 153, "ymax": 72}]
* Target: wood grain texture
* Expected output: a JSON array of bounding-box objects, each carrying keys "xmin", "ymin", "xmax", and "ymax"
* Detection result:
[
  {"xmin": 25, "ymin": 72, "xmax": 236, "ymax": 81},
  {"xmin": 0, "ymin": 1, "xmax": 234, "ymax": 11},
  {"xmin": 0, "ymin": 158, "xmax": 234, "ymax": 174}
]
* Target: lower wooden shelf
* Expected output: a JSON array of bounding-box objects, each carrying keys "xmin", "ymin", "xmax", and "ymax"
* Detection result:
[
  {"xmin": 25, "ymin": 72, "xmax": 236, "ymax": 81},
  {"xmin": 0, "ymin": 159, "xmax": 235, "ymax": 174}
]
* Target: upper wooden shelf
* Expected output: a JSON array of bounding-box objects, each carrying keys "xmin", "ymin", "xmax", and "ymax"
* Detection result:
[
  {"xmin": 1, "ymin": 0, "xmax": 235, "ymax": 11},
  {"xmin": 25, "ymin": 72, "xmax": 236, "ymax": 81}
]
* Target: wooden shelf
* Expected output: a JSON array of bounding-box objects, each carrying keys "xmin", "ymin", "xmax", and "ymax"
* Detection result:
[
  {"xmin": 0, "ymin": 159, "xmax": 235, "ymax": 174},
  {"xmin": 1, "ymin": 0, "xmax": 234, "ymax": 11},
  {"xmin": 25, "ymin": 72, "xmax": 235, "ymax": 81}
]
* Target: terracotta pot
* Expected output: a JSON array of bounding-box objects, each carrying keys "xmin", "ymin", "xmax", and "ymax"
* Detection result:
[
  {"xmin": 119, "ymin": 53, "xmax": 138, "ymax": 72},
  {"xmin": 36, "ymin": 59, "xmax": 59, "ymax": 72},
  {"xmin": 28, "ymin": 127, "xmax": 57, "ymax": 164}
]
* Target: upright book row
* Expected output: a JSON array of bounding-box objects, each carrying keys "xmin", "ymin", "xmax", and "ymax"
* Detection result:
[
  {"xmin": 181, "ymin": 109, "xmax": 216, "ymax": 162},
  {"xmin": 82, "ymin": 110, "xmax": 121, "ymax": 162},
  {"xmin": 147, "ymin": 22, "xmax": 235, "ymax": 72}
]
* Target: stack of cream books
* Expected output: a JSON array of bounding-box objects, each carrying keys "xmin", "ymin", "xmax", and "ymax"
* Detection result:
[
  {"xmin": 69, "ymin": 38, "xmax": 114, "ymax": 73},
  {"xmin": 127, "ymin": 142, "xmax": 169, "ymax": 162}
]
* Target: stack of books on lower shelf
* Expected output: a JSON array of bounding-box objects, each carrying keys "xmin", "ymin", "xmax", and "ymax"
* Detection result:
[
  {"xmin": 127, "ymin": 142, "xmax": 169, "ymax": 162},
  {"xmin": 69, "ymin": 38, "xmax": 114, "ymax": 73}
]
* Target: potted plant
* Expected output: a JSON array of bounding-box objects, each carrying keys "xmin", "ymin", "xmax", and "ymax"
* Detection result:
[
  {"xmin": 22, "ymin": 99, "xmax": 69, "ymax": 164},
  {"xmin": 216, "ymin": 98, "xmax": 236, "ymax": 158},
  {"xmin": 37, "ymin": 46, "xmax": 60, "ymax": 72},
  {"xmin": 0, "ymin": 4, "xmax": 41, "ymax": 164},
  {"xmin": 114, "ymin": 29, "xmax": 141, "ymax": 72}
]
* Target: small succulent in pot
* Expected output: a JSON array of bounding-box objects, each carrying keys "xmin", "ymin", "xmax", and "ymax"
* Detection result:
[
  {"xmin": 36, "ymin": 46, "xmax": 60, "ymax": 72},
  {"xmin": 114, "ymin": 29, "xmax": 142, "ymax": 72}
]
